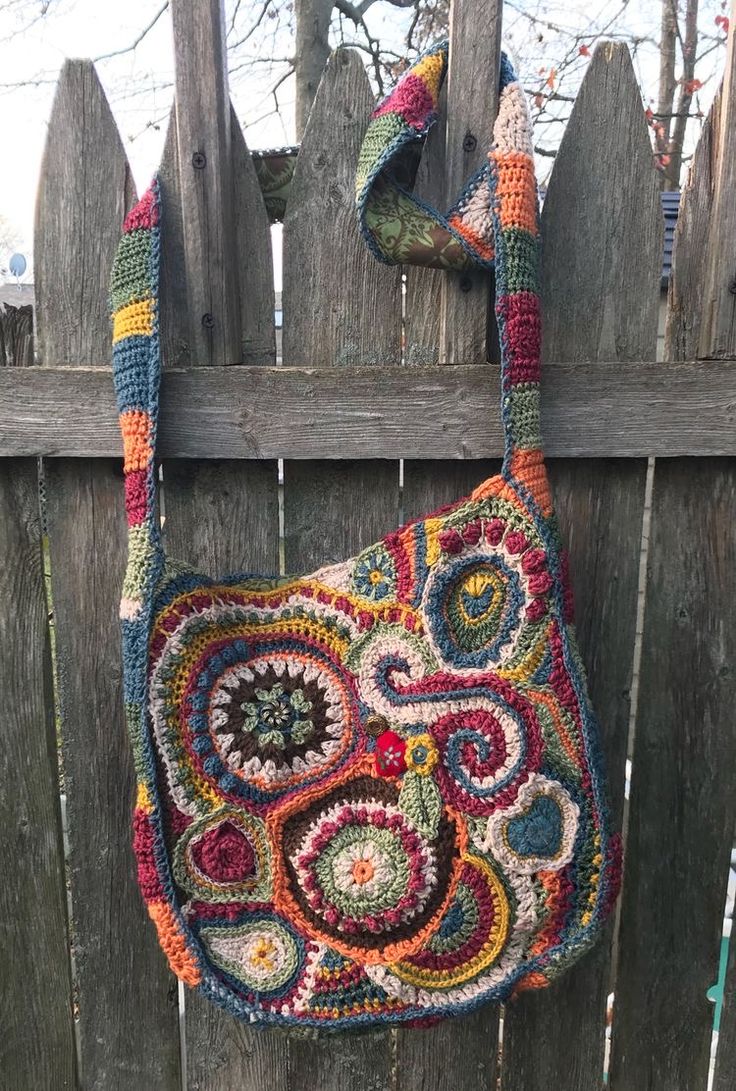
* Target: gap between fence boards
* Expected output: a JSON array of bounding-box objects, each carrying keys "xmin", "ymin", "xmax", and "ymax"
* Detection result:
[{"xmin": 2, "ymin": 360, "xmax": 736, "ymax": 459}]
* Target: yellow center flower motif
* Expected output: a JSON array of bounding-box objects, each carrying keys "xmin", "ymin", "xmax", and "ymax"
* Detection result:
[
  {"xmin": 406, "ymin": 733, "xmax": 439, "ymax": 777},
  {"xmin": 249, "ymin": 937, "xmax": 277, "ymax": 973}
]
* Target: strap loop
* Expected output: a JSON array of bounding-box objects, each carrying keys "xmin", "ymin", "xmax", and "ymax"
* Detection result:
[
  {"xmin": 356, "ymin": 42, "xmax": 522, "ymax": 271},
  {"xmin": 357, "ymin": 41, "xmax": 545, "ymax": 497}
]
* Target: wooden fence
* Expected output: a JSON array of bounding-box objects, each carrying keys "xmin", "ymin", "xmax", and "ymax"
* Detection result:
[{"xmin": 1, "ymin": 0, "xmax": 735, "ymax": 1087}]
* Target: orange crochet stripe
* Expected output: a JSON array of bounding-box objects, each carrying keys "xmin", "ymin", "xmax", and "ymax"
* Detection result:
[
  {"xmin": 492, "ymin": 151, "xmax": 539, "ymax": 235},
  {"xmin": 511, "ymin": 449, "xmax": 552, "ymax": 515},
  {"xmin": 148, "ymin": 901, "xmax": 202, "ymax": 986},
  {"xmin": 120, "ymin": 409, "xmax": 154, "ymax": 473},
  {"xmin": 447, "ymin": 214, "xmax": 495, "ymax": 261}
]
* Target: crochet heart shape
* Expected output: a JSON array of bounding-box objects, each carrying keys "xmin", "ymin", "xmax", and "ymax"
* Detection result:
[{"xmin": 505, "ymin": 794, "xmax": 563, "ymax": 858}]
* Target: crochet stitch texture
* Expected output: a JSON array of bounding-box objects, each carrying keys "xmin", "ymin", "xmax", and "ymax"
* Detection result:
[{"xmin": 111, "ymin": 43, "xmax": 620, "ymax": 1029}]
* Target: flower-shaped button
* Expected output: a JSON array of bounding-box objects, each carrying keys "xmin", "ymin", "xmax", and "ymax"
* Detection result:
[{"xmin": 375, "ymin": 729, "xmax": 407, "ymax": 776}]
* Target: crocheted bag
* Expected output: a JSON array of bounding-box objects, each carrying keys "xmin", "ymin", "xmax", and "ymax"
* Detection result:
[{"xmin": 111, "ymin": 43, "xmax": 620, "ymax": 1030}]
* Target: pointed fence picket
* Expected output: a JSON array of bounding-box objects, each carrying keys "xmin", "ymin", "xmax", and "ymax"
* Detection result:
[
  {"xmin": 399, "ymin": 5, "xmax": 503, "ymax": 1087},
  {"xmin": 609, "ymin": 24, "xmax": 736, "ymax": 1088},
  {"xmin": 156, "ymin": 3, "xmax": 281, "ymax": 1087},
  {"xmin": 35, "ymin": 60, "xmax": 182, "ymax": 1087},
  {"xmin": 500, "ymin": 42, "xmax": 661, "ymax": 1091},
  {"xmin": 281, "ymin": 46, "xmax": 401, "ymax": 1091},
  {"xmin": 2, "ymin": 0, "xmax": 735, "ymax": 1088}
]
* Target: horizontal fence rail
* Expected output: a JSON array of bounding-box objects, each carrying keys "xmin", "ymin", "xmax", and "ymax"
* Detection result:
[
  {"xmin": 3, "ymin": 360, "xmax": 736, "ymax": 458},
  {"xmin": 4, "ymin": 360, "xmax": 736, "ymax": 458}
]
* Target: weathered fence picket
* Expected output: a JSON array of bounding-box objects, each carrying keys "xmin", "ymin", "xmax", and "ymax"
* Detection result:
[
  {"xmin": 398, "ymin": 5, "xmax": 503, "ymax": 1087},
  {"xmin": 500, "ymin": 42, "xmax": 660, "ymax": 1091},
  {"xmin": 158, "ymin": 2, "xmax": 281, "ymax": 1086},
  {"xmin": 282, "ymin": 46, "xmax": 401, "ymax": 1091},
  {"xmin": 0, "ymin": 455, "xmax": 77, "ymax": 1087},
  {"xmin": 4, "ymin": 0, "xmax": 735, "ymax": 1086},
  {"xmin": 37, "ymin": 60, "xmax": 182, "ymax": 1087},
  {"xmin": 609, "ymin": 29, "xmax": 736, "ymax": 1087}
]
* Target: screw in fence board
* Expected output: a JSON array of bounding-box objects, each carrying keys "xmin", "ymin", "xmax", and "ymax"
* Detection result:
[
  {"xmin": 36, "ymin": 60, "xmax": 182, "ymax": 1087},
  {"xmin": 498, "ymin": 43, "xmax": 659, "ymax": 1091},
  {"xmin": 282, "ymin": 47, "xmax": 401, "ymax": 1091},
  {"xmin": 610, "ymin": 55, "xmax": 736, "ymax": 1089},
  {"xmin": 158, "ymin": 1, "xmax": 282, "ymax": 1086},
  {"xmin": 0, "ymin": 452, "xmax": 77, "ymax": 1087},
  {"xmin": 399, "ymin": 3, "xmax": 503, "ymax": 1085}
]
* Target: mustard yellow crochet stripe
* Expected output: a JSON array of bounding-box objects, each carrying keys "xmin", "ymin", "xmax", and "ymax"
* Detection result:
[{"xmin": 113, "ymin": 297, "xmax": 155, "ymax": 344}]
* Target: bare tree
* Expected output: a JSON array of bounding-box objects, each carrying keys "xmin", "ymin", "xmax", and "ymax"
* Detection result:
[
  {"xmin": 294, "ymin": 0, "xmax": 413, "ymax": 135},
  {"xmin": 648, "ymin": 0, "xmax": 727, "ymax": 189},
  {"xmin": 0, "ymin": 0, "xmax": 729, "ymax": 185}
]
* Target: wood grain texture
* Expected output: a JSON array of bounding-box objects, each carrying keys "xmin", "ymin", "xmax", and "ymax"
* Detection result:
[
  {"xmin": 37, "ymin": 59, "xmax": 181, "ymax": 1088},
  {"xmin": 664, "ymin": 90, "xmax": 721, "ymax": 362},
  {"xmin": 610, "ymin": 51, "xmax": 736, "ymax": 1084},
  {"xmin": 161, "ymin": 2, "xmax": 282, "ymax": 1083},
  {"xmin": 699, "ymin": 4, "xmax": 736, "ymax": 359},
  {"xmin": 0, "ymin": 458, "xmax": 78, "ymax": 1088},
  {"xmin": 159, "ymin": 108, "xmax": 190, "ymax": 369},
  {"xmin": 539, "ymin": 43, "xmax": 662, "ymax": 364},
  {"xmin": 402, "ymin": 461, "xmax": 500, "ymax": 522},
  {"xmin": 714, "ymin": 916, "xmax": 736, "ymax": 1091},
  {"xmin": 282, "ymin": 47, "xmax": 400, "ymax": 1091},
  {"xmin": 500, "ymin": 42, "xmax": 660, "ymax": 1091},
  {"xmin": 440, "ymin": 0, "xmax": 501, "ymax": 364},
  {"xmin": 282, "ymin": 50, "xmax": 402, "ymax": 368},
  {"xmin": 170, "ymin": 0, "xmax": 240, "ymax": 365},
  {"xmin": 8, "ymin": 361, "xmax": 736, "ymax": 458},
  {"xmin": 0, "ymin": 302, "xmax": 34, "ymax": 366},
  {"xmin": 232, "ymin": 106, "xmax": 276, "ymax": 366},
  {"xmin": 608, "ymin": 460, "xmax": 736, "ymax": 1091}
]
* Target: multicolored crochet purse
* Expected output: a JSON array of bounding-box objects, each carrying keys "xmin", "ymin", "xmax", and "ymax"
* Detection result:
[{"xmin": 111, "ymin": 42, "xmax": 620, "ymax": 1029}]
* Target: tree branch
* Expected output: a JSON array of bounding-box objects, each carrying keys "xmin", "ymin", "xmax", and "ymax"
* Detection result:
[{"xmin": 92, "ymin": 1, "xmax": 169, "ymax": 63}]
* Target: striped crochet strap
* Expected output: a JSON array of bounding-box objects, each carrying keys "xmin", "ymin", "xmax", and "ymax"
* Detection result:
[
  {"xmin": 110, "ymin": 179, "xmax": 163, "ymax": 623},
  {"xmin": 357, "ymin": 42, "xmax": 545, "ymax": 509}
]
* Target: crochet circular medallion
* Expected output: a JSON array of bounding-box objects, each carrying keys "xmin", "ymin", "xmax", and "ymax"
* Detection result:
[{"xmin": 271, "ymin": 773, "xmax": 462, "ymax": 964}]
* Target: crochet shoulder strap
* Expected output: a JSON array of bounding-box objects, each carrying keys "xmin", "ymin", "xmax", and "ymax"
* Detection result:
[
  {"xmin": 110, "ymin": 43, "xmax": 545, "ymax": 630},
  {"xmin": 356, "ymin": 42, "xmax": 545, "ymax": 504},
  {"xmin": 110, "ymin": 182, "xmax": 163, "ymax": 627}
]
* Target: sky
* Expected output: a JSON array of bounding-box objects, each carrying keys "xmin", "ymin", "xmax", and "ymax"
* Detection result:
[{"xmin": 0, "ymin": 0, "xmax": 726, "ymax": 272}]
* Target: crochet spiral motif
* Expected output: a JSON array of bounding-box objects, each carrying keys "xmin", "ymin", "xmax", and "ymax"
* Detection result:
[{"xmin": 111, "ymin": 44, "xmax": 621, "ymax": 1029}]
